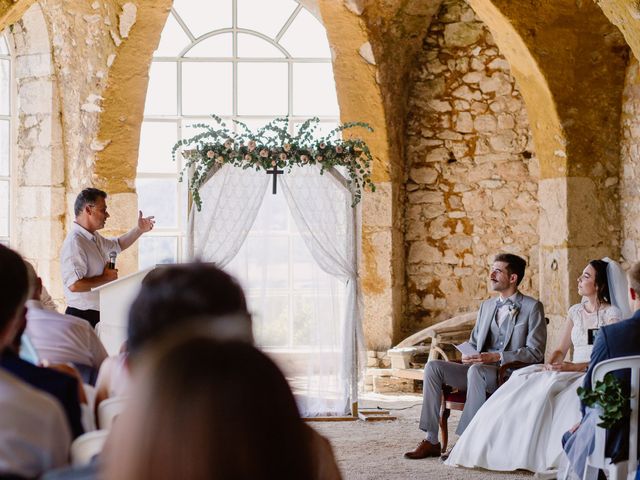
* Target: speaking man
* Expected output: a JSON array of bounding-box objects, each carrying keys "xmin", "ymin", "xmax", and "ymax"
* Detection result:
[{"xmin": 61, "ymin": 188, "xmax": 155, "ymax": 328}]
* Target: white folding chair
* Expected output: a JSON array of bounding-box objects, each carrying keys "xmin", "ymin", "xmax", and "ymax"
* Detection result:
[
  {"xmin": 97, "ymin": 396, "xmax": 128, "ymax": 430},
  {"xmin": 70, "ymin": 429, "xmax": 109, "ymax": 466},
  {"xmin": 583, "ymin": 355, "xmax": 640, "ymax": 480}
]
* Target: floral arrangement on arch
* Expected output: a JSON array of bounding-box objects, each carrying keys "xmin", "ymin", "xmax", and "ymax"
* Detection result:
[{"xmin": 171, "ymin": 115, "xmax": 376, "ymax": 211}]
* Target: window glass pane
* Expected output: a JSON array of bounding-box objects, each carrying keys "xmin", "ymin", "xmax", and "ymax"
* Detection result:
[
  {"xmin": 251, "ymin": 295, "xmax": 288, "ymax": 347},
  {"xmin": 182, "ymin": 62, "xmax": 232, "ymax": 115},
  {"xmin": 237, "ymin": 34, "xmax": 285, "ymax": 58},
  {"xmin": 251, "ymin": 189, "xmax": 288, "ymax": 233},
  {"xmin": 279, "ymin": 8, "xmax": 331, "ymax": 58},
  {"xmin": 238, "ymin": 63, "xmax": 288, "ymax": 115},
  {"xmin": 173, "ymin": 0, "xmax": 231, "ymax": 39},
  {"xmin": 138, "ymin": 236, "xmax": 177, "ymax": 270},
  {"xmin": 154, "ymin": 13, "xmax": 190, "ymax": 57},
  {"xmin": 0, "ymin": 180, "xmax": 8, "ymax": 238},
  {"xmin": 246, "ymin": 235, "xmax": 289, "ymax": 289},
  {"xmin": 237, "ymin": 0, "xmax": 297, "ymax": 38},
  {"xmin": 234, "ymin": 117, "xmax": 283, "ymax": 138},
  {"xmin": 293, "ymin": 120, "xmax": 339, "ymax": 139},
  {"xmin": 0, "ymin": 35, "xmax": 8, "ymax": 55},
  {"xmin": 292, "ymin": 236, "xmax": 314, "ymax": 289},
  {"xmin": 184, "ymin": 33, "xmax": 232, "ymax": 58},
  {"xmin": 0, "ymin": 59, "xmax": 9, "ymax": 116},
  {"xmin": 145, "ymin": 62, "xmax": 177, "ymax": 115},
  {"xmin": 136, "ymin": 178, "xmax": 178, "ymax": 228},
  {"xmin": 293, "ymin": 63, "xmax": 338, "ymax": 116},
  {"xmin": 0, "ymin": 120, "xmax": 8, "ymax": 177},
  {"xmin": 138, "ymin": 122, "xmax": 179, "ymax": 174}
]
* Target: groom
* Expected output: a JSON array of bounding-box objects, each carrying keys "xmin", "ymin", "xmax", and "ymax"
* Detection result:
[{"xmin": 404, "ymin": 253, "xmax": 547, "ymax": 459}]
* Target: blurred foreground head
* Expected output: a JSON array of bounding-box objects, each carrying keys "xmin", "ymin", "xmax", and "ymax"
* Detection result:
[
  {"xmin": 106, "ymin": 335, "xmax": 314, "ymax": 480},
  {"xmin": 127, "ymin": 263, "xmax": 252, "ymax": 362}
]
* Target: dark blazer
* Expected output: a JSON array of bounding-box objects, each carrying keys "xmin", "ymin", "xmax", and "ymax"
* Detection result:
[
  {"xmin": 0, "ymin": 351, "xmax": 84, "ymax": 439},
  {"xmin": 582, "ymin": 309, "xmax": 640, "ymax": 462}
]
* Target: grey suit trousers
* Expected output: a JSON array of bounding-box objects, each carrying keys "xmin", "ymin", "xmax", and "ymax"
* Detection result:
[{"xmin": 419, "ymin": 360, "xmax": 499, "ymax": 437}]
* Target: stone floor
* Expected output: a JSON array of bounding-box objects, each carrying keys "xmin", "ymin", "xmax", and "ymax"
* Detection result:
[{"xmin": 310, "ymin": 392, "xmax": 534, "ymax": 480}]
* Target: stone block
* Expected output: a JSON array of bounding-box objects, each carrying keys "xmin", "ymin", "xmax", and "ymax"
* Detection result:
[
  {"xmin": 444, "ymin": 22, "xmax": 484, "ymax": 48},
  {"xmin": 372, "ymin": 375, "xmax": 415, "ymax": 393},
  {"xmin": 16, "ymin": 186, "xmax": 65, "ymax": 218},
  {"xmin": 16, "ymin": 53, "xmax": 52, "ymax": 79},
  {"xmin": 408, "ymin": 242, "xmax": 442, "ymax": 264},
  {"xmin": 455, "ymin": 111, "xmax": 473, "ymax": 133},
  {"xmin": 18, "ymin": 80, "xmax": 53, "ymax": 115},
  {"xmin": 474, "ymin": 114, "xmax": 497, "ymax": 132},
  {"xmin": 362, "ymin": 182, "xmax": 392, "ymax": 228}
]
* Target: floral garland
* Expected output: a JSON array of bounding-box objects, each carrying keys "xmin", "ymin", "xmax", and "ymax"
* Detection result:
[{"xmin": 172, "ymin": 115, "xmax": 376, "ymax": 211}]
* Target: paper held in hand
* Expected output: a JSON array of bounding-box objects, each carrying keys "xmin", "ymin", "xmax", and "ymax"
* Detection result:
[{"xmin": 456, "ymin": 341, "xmax": 479, "ymax": 357}]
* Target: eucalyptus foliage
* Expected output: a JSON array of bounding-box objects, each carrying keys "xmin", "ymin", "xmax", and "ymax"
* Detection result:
[{"xmin": 172, "ymin": 115, "xmax": 376, "ymax": 211}]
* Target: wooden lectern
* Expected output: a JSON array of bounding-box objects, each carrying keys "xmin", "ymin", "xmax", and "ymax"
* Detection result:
[{"xmin": 92, "ymin": 268, "xmax": 153, "ymax": 355}]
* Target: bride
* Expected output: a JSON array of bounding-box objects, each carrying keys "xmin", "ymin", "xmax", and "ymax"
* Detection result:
[{"xmin": 445, "ymin": 258, "xmax": 630, "ymax": 473}]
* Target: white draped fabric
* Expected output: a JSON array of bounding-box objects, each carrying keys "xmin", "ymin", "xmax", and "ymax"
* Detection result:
[
  {"xmin": 189, "ymin": 164, "xmax": 363, "ymax": 417},
  {"xmin": 190, "ymin": 164, "xmax": 269, "ymax": 266}
]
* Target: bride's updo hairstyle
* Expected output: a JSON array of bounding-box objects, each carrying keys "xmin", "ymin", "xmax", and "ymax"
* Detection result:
[{"xmin": 588, "ymin": 259, "xmax": 611, "ymax": 304}]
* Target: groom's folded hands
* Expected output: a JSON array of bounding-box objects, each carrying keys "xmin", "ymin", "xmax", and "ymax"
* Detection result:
[{"xmin": 462, "ymin": 352, "xmax": 501, "ymax": 364}]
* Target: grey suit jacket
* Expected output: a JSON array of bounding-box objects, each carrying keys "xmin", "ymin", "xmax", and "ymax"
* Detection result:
[{"xmin": 468, "ymin": 291, "xmax": 546, "ymax": 365}]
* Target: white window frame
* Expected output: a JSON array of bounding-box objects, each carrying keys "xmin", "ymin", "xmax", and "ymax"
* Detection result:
[
  {"xmin": 0, "ymin": 32, "xmax": 14, "ymax": 246},
  {"xmin": 139, "ymin": 0, "xmax": 339, "ymax": 268}
]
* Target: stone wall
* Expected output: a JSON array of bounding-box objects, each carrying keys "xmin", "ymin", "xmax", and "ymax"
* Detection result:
[
  {"xmin": 11, "ymin": 3, "xmax": 65, "ymax": 305},
  {"xmin": 621, "ymin": 55, "xmax": 640, "ymax": 267},
  {"xmin": 404, "ymin": 0, "xmax": 539, "ymax": 333}
]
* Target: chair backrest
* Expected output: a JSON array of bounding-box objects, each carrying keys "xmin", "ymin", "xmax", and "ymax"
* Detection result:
[
  {"xmin": 97, "ymin": 396, "xmax": 128, "ymax": 430},
  {"xmin": 591, "ymin": 355, "xmax": 640, "ymax": 480},
  {"xmin": 70, "ymin": 430, "xmax": 109, "ymax": 466}
]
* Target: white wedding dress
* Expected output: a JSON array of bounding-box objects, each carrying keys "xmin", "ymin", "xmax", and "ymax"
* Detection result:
[{"xmin": 445, "ymin": 303, "xmax": 622, "ymax": 473}]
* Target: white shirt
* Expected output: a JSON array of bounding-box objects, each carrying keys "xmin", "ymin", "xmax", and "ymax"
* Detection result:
[
  {"xmin": 0, "ymin": 367, "xmax": 71, "ymax": 477},
  {"xmin": 60, "ymin": 222, "xmax": 121, "ymax": 311},
  {"xmin": 495, "ymin": 292, "xmax": 519, "ymax": 328},
  {"xmin": 25, "ymin": 300, "xmax": 108, "ymax": 368}
]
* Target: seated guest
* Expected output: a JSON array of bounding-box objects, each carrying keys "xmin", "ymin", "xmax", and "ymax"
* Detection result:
[
  {"xmin": 106, "ymin": 336, "xmax": 341, "ymax": 480},
  {"xmin": 24, "ymin": 262, "xmax": 108, "ymax": 384},
  {"xmin": 1, "ymin": 302, "xmax": 85, "ymax": 439},
  {"xmin": 0, "ymin": 245, "xmax": 71, "ymax": 478},
  {"xmin": 404, "ymin": 253, "xmax": 547, "ymax": 459},
  {"xmin": 563, "ymin": 261, "xmax": 640, "ymax": 479}
]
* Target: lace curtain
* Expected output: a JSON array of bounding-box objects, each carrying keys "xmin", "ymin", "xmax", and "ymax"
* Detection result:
[{"xmin": 189, "ymin": 164, "xmax": 363, "ymax": 417}]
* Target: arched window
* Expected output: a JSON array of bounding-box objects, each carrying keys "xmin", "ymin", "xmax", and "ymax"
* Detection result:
[
  {"xmin": 0, "ymin": 34, "xmax": 12, "ymax": 246},
  {"xmin": 138, "ymin": 0, "xmax": 339, "ymax": 268}
]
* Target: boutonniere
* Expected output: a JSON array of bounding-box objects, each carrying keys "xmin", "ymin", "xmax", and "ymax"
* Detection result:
[{"xmin": 508, "ymin": 304, "xmax": 520, "ymax": 318}]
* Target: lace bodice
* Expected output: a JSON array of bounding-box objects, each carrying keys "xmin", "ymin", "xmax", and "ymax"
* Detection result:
[{"xmin": 567, "ymin": 303, "xmax": 622, "ymax": 362}]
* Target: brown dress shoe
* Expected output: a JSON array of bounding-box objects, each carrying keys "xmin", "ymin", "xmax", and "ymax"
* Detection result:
[{"xmin": 404, "ymin": 440, "xmax": 442, "ymax": 459}]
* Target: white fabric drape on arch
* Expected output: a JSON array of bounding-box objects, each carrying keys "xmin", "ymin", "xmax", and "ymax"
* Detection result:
[
  {"xmin": 189, "ymin": 164, "xmax": 269, "ymax": 265},
  {"xmin": 280, "ymin": 165, "xmax": 364, "ymax": 416},
  {"xmin": 188, "ymin": 163, "xmax": 364, "ymax": 417}
]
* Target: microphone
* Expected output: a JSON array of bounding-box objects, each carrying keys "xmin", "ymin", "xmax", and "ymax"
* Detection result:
[{"xmin": 108, "ymin": 251, "xmax": 117, "ymax": 269}]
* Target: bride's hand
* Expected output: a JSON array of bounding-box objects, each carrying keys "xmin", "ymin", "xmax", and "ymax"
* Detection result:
[{"xmin": 544, "ymin": 362, "xmax": 577, "ymax": 372}]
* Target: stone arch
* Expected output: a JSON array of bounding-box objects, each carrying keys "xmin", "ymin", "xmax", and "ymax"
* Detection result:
[
  {"xmin": 88, "ymin": 0, "xmax": 400, "ymax": 350},
  {"xmin": 0, "ymin": 0, "xmax": 38, "ymax": 32}
]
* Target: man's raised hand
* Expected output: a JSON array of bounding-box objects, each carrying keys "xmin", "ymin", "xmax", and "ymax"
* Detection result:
[{"xmin": 138, "ymin": 210, "xmax": 155, "ymax": 232}]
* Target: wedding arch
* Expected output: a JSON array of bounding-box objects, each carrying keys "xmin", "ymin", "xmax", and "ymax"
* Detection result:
[{"xmin": 184, "ymin": 148, "xmax": 367, "ymax": 417}]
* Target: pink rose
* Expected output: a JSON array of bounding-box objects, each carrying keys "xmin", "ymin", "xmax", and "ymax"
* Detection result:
[
  {"xmin": 271, "ymin": 160, "xmax": 277, "ymax": 166},
  {"xmin": 259, "ymin": 149, "xmax": 269, "ymax": 158},
  {"xmin": 335, "ymin": 145, "xmax": 344, "ymax": 154},
  {"xmin": 300, "ymin": 154, "xmax": 308, "ymax": 163},
  {"xmin": 248, "ymin": 140, "xmax": 256, "ymax": 152},
  {"xmin": 316, "ymin": 155, "xmax": 323, "ymax": 162},
  {"xmin": 279, "ymin": 153, "xmax": 287, "ymax": 161},
  {"xmin": 283, "ymin": 143, "xmax": 291, "ymax": 152},
  {"xmin": 216, "ymin": 156, "xmax": 225, "ymax": 163},
  {"xmin": 206, "ymin": 150, "xmax": 215, "ymax": 159},
  {"xmin": 244, "ymin": 154, "xmax": 252, "ymax": 161},
  {"xmin": 319, "ymin": 142, "xmax": 326, "ymax": 149}
]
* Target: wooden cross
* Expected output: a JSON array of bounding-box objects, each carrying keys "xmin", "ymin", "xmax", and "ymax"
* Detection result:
[{"xmin": 266, "ymin": 164, "xmax": 284, "ymax": 194}]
